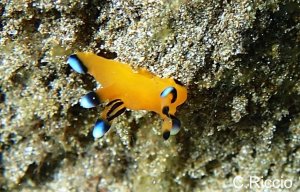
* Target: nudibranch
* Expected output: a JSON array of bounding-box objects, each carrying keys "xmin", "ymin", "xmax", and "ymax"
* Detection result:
[{"xmin": 67, "ymin": 52, "xmax": 187, "ymax": 140}]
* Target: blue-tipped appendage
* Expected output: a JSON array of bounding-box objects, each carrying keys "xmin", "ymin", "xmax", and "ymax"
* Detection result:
[
  {"xmin": 80, "ymin": 92, "xmax": 100, "ymax": 108},
  {"xmin": 160, "ymin": 86, "xmax": 177, "ymax": 103},
  {"xmin": 170, "ymin": 115, "xmax": 181, "ymax": 135},
  {"xmin": 67, "ymin": 54, "xmax": 87, "ymax": 74},
  {"xmin": 160, "ymin": 86, "xmax": 175, "ymax": 98},
  {"xmin": 93, "ymin": 119, "xmax": 111, "ymax": 139}
]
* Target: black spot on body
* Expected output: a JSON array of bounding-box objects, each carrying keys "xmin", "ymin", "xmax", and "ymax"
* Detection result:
[
  {"xmin": 174, "ymin": 79, "xmax": 185, "ymax": 86},
  {"xmin": 163, "ymin": 131, "xmax": 170, "ymax": 140},
  {"xmin": 162, "ymin": 106, "xmax": 169, "ymax": 116}
]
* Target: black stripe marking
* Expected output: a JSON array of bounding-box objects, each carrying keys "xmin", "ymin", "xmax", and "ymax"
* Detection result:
[
  {"xmin": 107, "ymin": 107, "xmax": 126, "ymax": 122},
  {"xmin": 106, "ymin": 99, "xmax": 121, "ymax": 107},
  {"xmin": 106, "ymin": 101, "xmax": 124, "ymax": 118}
]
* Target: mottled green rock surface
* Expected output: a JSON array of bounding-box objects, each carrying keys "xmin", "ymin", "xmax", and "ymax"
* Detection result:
[{"xmin": 0, "ymin": 0, "xmax": 299, "ymax": 191}]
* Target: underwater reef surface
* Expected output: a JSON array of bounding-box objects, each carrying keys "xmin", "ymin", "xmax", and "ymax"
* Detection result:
[{"xmin": 0, "ymin": 0, "xmax": 299, "ymax": 191}]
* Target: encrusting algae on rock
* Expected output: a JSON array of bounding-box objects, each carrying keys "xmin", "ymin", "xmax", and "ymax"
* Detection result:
[{"xmin": 0, "ymin": 0, "xmax": 300, "ymax": 191}]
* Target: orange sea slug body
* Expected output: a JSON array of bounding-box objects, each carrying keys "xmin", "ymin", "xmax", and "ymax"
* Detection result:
[{"xmin": 67, "ymin": 52, "xmax": 187, "ymax": 140}]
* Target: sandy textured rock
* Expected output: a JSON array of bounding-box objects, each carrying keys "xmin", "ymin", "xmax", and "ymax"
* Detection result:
[{"xmin": 1, "ymin": 0, "xmax": 300, "ymax": 191}]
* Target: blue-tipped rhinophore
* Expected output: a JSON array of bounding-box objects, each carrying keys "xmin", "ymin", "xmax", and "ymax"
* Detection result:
[
  {"xmin": 160, "ymin": 86, "xmax": 177, "ymax": 103},
  {"xmin": 80, "ymin": 92, "xmax": 100, "ymax": 108},
  {"xmin": 160, "ymin": 87, "xmax": 175, "ymax": 98},
  {"xmin": 67, "ymin": 54, "xmax": 87, "ymax": 74},
  {"xmin": 93, "ymin": 119, "xmax": 111, "ymax": 139},
  {"xmin": 170, "ymin": 115, "xmax": 181, "ymax": 135}
]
